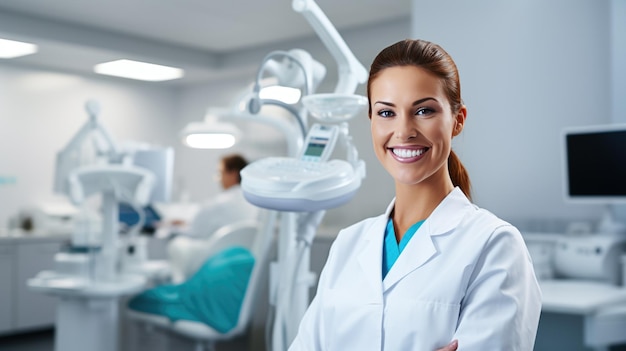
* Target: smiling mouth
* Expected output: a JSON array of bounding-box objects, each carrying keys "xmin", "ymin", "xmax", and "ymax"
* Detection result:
[{"xmin": 391, "ymin": 148, "xmax": 428, "ymax": 159}]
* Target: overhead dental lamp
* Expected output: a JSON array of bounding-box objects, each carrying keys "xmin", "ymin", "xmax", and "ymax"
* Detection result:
[
  {"xmin": 180, "ymin": 49, "xmax": 324, "ymax": 153},
  {"xmin": 259, "ymin": 85, "xmax": 302, "ymax": 104},
  {"xmin": 180, "ymin": 92, "xmax": 307, "ymax": 156},
  {"xmin": 293, "ymin": 0, "xmax": 368, "ymax": 121},
  {"xmin": 248, "ymin": 48, "xmax": 326, "ymax": 117},
  {"xmin": 179, "ymin": 114, "xmax": 242, "ymax": 149},
  {"xmin": 302, "ymin": 93, "xmax": 368, "ymax": 122}
]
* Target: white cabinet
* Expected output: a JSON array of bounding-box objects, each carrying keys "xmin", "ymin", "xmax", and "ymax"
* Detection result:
[
  {"xmin": 0, "ymin": 235, "xmax": 67, "ymax": 335},
  {"xmin": 0, "ymin": 244, "xmax": 15, "ymax": 334},
  {"xmin": 16, "ymin": 241, "xmax": 63, "ymax": 329}
]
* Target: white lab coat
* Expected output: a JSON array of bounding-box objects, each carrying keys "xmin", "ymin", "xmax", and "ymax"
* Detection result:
[
  {"xmin": 189, "ymin": 185, "xmax": 259, "ymax": 238},
  {"xmin": 289, "ymin": 187, "xmax": 541, "ymax": 351}
]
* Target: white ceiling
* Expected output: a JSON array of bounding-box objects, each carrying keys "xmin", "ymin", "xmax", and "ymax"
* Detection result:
[{"xmin": 0, "ymin": 0, "xmax": 411, "ymax": 86}]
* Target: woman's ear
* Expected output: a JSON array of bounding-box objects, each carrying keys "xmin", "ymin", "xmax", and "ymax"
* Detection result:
[{"xmin": 452, "ymin": 105, "xmax": 467, "ymax": 137}]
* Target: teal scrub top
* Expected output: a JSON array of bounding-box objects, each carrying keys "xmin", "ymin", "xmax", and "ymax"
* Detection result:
[{"xmin": 382, "ymin": 218, "xmax": 425, "ymax": 279}]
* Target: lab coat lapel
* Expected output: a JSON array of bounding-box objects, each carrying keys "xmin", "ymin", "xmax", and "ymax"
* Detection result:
[
  {"xmin": 382, "ymin": 188, "xmax": 473, "ymax": 291},
  {"xmin": 357, "ymin": 201, "xmax": 393, "ymax": 293}
]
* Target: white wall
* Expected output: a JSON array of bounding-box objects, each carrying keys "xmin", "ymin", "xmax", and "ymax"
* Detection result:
[
  {"xmin": 611, "ymin": 0, "xmax": 626, "ymax": 124},
  {"xmin": 0, "ymin": 64, "xmax": 178, "ymax": 228},
  {"xmin": 0, "ymin": 19, "xmax": 411, "ymax": 232},
  {"xmin": 2, "ymin": 0, "xmax": 620, "ymax": 233},
  {"xmin": 411, "ymin": 0, "xmax": 613, "ymax": 230},
  {"xmin": 610, "ymin": 0, "xmax": 626, "ymax": 222}
]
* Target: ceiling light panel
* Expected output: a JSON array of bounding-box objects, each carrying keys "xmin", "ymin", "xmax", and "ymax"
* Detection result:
[
  {"xmin": 94, "ymin": 59, "xmax": 184, "ymax": 82},
  {"xmin": 0, "ymin": 38, "xmax": 38, "ymax": 59}
]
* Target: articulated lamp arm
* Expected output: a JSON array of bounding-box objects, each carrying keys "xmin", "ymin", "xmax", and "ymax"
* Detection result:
[
  {"xmin": 54, "ymin": 100, "xmax": 123, "ymax": 195},
  {"xmin": 292, "ymin": 0, "xmax": 368, "ymax": 95}
]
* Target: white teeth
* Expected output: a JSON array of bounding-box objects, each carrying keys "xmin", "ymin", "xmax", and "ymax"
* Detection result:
[{"xmin": 392, "ymin": 148, "xmax": 425, "ymax": 158}]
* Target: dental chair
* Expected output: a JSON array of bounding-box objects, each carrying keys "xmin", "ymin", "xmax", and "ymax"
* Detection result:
[
  {"xmin": 126, "ymin": 211, "xmax": 274, "ymax": 351},
  {"xmin": 166, "ymin": 225, "xmax": 251, "ymax": 285}
]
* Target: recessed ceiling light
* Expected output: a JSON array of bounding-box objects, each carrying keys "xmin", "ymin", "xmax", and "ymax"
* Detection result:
[
  {"xmin": 0, "ymin": 38, "xmax": 38, "ymax": 59},
  {"xmin": 93, "ymin": 59, "xmax": 184, "ymax": 82}
]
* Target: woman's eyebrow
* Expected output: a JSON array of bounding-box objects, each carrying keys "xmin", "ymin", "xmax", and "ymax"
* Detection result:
[
  {"xmin": 374, "ymin": 97, "xmax": 438, "ymax": 107},
  {"xmin": 412, "ymin": 97, "xmax": 437, "ymax": 106},
  {"xmin": 373, "ymin": 101, "xmax": 395, "ymax": 107}
]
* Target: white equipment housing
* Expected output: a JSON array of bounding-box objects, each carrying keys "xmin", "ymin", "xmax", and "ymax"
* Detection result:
[
  {"xmin": 553, "ymin": 234, "xmax": 626, "ymax": 286},
  {"xmin": 242, "ymin": 158, "xmax": 360, "ymax": 212},
  {"xmin": 240, "ymin": 1, "xmax": 369, "ymax": 346},
  {"xmin": 242, "ymin": 123, "xmax": 361, "ymax": 212},
  {"xmin": 67, "ymin": 164, "xmax": 154, "ymax": 206},
  {"xmin": 28, "ymin": 100, "xmax": 157, "ymax": 351}
]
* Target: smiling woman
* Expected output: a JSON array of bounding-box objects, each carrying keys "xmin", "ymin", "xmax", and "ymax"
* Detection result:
[
  {"xmin": 369, "ymin": 65, "xmax": 465, "ymax": 208},
  {"xmin": 288, "ymin": 39, "xmax": 542, "ymax": 351}
]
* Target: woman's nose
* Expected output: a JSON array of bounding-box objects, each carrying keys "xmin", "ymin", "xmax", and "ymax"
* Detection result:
[{"xmin": 395, "ymin": 115, "xmax": 417, "ymax": 140}]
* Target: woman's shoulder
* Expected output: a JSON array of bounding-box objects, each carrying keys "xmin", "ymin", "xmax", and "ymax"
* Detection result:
[{"xmin": 462, "ymin": 205, "xmax": 523, "ymax": 241}]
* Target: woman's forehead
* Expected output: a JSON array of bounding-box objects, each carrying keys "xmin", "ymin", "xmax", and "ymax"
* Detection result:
[{"xmin": 370, "ymin": 66, "xmax": 445, "ymax": 100}]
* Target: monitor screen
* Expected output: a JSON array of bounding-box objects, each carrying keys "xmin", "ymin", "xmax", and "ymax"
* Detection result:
[
  {"xmin": 563, "ymin": 124, "xmax": 626, "ymax": 203},
  {"xmin": 119, "ymin": 202, "xmax": 162, "ymax": 234},
  {"xmin": 303, "ymin": 137, "xmax": 329, "ymax": 157},
  {"xmin": 132, "ymin": 147, "xmax": 174, "ymax": 203}
]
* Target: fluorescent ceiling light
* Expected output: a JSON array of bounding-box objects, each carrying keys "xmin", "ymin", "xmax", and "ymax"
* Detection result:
[
  {"xmin": 0, "ymin": 38, "xmax": 38, "ymax": 59},
  {"xmin": 260, "ymin": 85, "xmax": 301, "ymax": 104},
  {"xmin": 94, "ymin": 59, "xmax": 184, "ymax": 82}
]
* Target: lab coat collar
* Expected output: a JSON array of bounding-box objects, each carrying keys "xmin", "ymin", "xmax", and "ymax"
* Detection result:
[{"xmin": 380, "ymin": 187, "xmax": 474, "ymax": 291}]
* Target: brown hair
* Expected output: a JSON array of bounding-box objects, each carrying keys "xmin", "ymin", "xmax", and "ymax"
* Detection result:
[
  {"xmin": 367, "ymin": 39, "xmax": 471, "ymax": 199},
  {"xmin": 221, "ymin": 154, "xmax": 248, "ymax": 184}
]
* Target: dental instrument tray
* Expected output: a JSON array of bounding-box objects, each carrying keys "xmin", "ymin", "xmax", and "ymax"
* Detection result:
[{"xmin": 241, "ymin": 157, "xmax": 361, "ymax": 212}]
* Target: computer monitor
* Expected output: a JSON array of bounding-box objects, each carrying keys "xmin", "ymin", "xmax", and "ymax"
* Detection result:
[
  {"xmin": 119, "ymin": 202, "xmax": 162, "ymax": 234},
  {"xmin": 131, "ymin": 147, "xmax": 174, "ymax": 203},
  {"xmin": 562, "ymin": 124, "xmax": 626, "ymax": 204},
  {"xmin": 118, "ymin": 147, "xmax": 173, "ymax": 234}
]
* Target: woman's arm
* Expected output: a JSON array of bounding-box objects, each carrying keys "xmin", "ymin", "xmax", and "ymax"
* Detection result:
[{"xmin": 452, "ymin": 226, "xmax": 542, "ymax": 350}]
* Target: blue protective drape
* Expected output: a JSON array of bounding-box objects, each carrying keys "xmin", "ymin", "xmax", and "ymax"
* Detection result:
[{"xmin": 128, "ymin": 246, "xmax": 255, "ymax": 333}]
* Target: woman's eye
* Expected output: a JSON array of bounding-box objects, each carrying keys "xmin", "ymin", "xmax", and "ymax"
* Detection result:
[
  {"xmin": 378, "ymin": 110, "xmax": 394, "ymax": 118},
  {"xmin": 416, "ymin": 107, "xmax": 434, "ymax": 116}
]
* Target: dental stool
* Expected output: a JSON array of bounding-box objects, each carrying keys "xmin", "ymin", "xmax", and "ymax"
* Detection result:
[{"xmin": 126, "ymin": 214, "xmax": 273, "ymax": 351}]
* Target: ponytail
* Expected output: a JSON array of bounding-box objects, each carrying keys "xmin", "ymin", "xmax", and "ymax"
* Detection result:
[{"xmin": 448, "ymin": 150, "xmax": 471, "ymax": 200}]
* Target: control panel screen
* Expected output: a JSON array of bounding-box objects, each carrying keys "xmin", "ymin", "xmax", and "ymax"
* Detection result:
[{"xmin": 303, "ymin": 137, "xmax": 329, "ymax": 157}]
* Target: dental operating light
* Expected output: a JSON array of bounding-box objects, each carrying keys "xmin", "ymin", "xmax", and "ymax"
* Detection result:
[
  {"xmin": 248, "ymin": 49, "xmax": 326, "ymax": 120},
  {"xmin": 179, "ymin": 115, "xmax": 242, "ymax": 149},
  {"xmin": 292, "ymin": 0, "xmax": 367, "ymax": 96},
  {"xmin": 180, "ymin": 49, "xmax": 323, "ymax": 153},
  {"xmin": 259, "ymin": 85, "xmax": 302, "ymax": 104},
  {"xmin": 293, "ymin": 0, "xmax": 368, "ymax": 123},
  {"xmin": 180, "ymin": 105, "xmax": 303, "ymax": 156}
]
